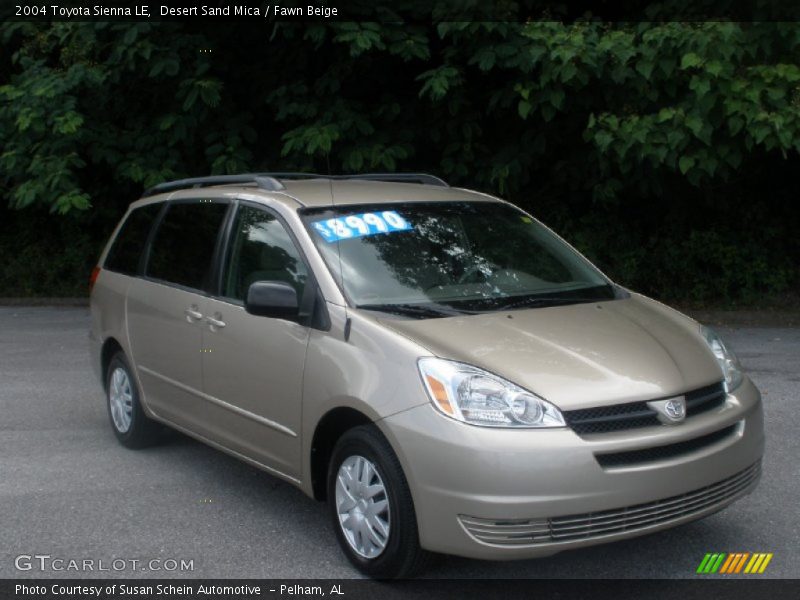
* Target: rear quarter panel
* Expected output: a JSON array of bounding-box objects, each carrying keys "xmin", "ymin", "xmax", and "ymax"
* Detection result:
[{"xmin": 89, "ymin": 271, "xmax": 135, "ymax": 390}]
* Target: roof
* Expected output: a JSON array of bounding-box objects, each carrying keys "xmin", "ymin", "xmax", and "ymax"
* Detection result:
[
  {"xmin": 134, "ymin": 173, "xmax": 501, "ymax": 209},
  {"xmin": 281, "ymin": 179, "xmax": 495, "ymax": 208}
]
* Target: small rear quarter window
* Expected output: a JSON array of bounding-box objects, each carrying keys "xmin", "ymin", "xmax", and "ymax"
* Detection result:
[{"xmin": 104, "ymin": 203, "xmax": 163, "ymax": 275}]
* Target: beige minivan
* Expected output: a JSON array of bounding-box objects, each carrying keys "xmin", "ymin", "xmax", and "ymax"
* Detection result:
[{"xmin": 90, "ymin": 173, "xmax": 764, "ymax": 578}]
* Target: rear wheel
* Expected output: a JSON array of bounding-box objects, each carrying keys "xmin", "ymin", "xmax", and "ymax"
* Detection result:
[
  {"xmin": 327, "ymin": 425, "xmax": 431, "ymax": 578},
  {"xmin": 106, "ymin": 352, "xmax": 160, "ymax": 448}
]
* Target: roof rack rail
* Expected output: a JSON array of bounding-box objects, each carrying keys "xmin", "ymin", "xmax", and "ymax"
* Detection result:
[
  {"xmin": 334, "ymin": 173, "xmax": 449, "ymax": 187},
  {"xmin": 248, "ymin": 172, "xmax": 449, "ymax": 187},
  {"xmin": 141, "ymin": 171, "xmax": 449, "ymax": 197},
  {"xmin": 141, "ymin": 174, "xmax": 285, "ymax": 197}
]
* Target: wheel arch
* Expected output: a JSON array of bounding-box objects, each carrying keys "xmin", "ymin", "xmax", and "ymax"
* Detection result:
[
  {"xmin": 310, "ymin": 406, "xmax": 374, "ymax": 501},
  {"xmin": 100, "ymin": 337, "xmax": 124, "ymax": 391}
]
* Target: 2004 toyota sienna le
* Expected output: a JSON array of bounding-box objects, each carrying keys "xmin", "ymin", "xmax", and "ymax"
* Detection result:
[{"xmin": 90, "ymin": 172, "xmax": 764, "ymax": 578}]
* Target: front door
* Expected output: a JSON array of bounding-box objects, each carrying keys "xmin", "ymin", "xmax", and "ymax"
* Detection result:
[{"xmin": 201, "ymin": 203, "xmax": 311, "ymax": 479}]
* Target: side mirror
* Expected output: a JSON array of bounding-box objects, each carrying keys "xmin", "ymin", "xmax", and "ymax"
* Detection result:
[{"xmin": 245, "ymin": 281, "xmax": 299, "ymax": 319}]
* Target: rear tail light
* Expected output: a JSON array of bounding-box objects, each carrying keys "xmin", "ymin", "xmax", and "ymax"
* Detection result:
[{"xmin": 89, "ymin": 266, "xmax": 101, "ymax": 294}]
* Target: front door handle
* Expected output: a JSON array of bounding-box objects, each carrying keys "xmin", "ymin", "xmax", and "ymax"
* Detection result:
[
  {"xmin": 206, "ymin": 314, "xmax": 226, "ymax": 330},
  {"xmin": 184, "ymin": 306, "xmax": 203, "ymax": 321}
]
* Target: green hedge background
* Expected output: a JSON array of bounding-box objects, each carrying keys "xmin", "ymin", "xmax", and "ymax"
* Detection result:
[{"xmin": 1, "ymin": 19, "xmax": 799, "ymax": 302}]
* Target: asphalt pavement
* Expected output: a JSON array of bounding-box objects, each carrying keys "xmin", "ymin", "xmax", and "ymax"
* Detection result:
[{"xmin": 0, "ymin": 307, "xmax": 797, "ymax": 579}]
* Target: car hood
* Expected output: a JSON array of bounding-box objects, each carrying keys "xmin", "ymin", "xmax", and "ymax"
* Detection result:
[{"xmin": 377, "ymin": 293, "xmax": 722, "ymax": 410}]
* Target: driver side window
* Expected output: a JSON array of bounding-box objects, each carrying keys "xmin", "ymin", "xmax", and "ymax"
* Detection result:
[{"xmin": 223, "ymin": 205, "xmax": 308, "ymax": 302}]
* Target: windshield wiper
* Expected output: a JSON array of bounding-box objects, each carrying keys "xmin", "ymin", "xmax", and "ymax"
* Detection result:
[
  {"xmin": 356, "ymin": 303, "xmax": 465, "ymax": 319},
  {"xmin": 499, "ymin": 295, "xmax": 607, "ymax": 311},
  {"xmin": 497, "ymin": 284, "xmax": 626, "ymax": 312}
]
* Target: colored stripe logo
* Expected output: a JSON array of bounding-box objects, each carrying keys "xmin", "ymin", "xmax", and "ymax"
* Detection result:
[{"xmin": 697, "ymin": 552, "xmax": 773, "ymax": 574}]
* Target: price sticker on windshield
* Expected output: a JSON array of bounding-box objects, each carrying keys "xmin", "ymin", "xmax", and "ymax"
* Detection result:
[{"xmin": 312, "ymin": 211, "xmax": 412, "ymax": 243}]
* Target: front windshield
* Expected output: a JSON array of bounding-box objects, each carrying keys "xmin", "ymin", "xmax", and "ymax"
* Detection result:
[{"xmin": 301, "ymin": 201, "xmax": 617, "ymax": 315}]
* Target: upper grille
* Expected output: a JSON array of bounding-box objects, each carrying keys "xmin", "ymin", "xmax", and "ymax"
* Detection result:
[
  {"xmin": 459, "ymin": 461, "xmax": 760, "ymax": 546},
  {"xmin": 564, "ymin": 382, "xmax": 727, "ymax": 435},
  {"xmin": 595, "ymin": 424, "xmax": 738, "ymax": 468}
]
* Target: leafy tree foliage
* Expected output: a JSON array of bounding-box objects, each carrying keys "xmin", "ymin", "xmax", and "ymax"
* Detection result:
[{"xmin": 0, "ymin": 19, "xmax": 798, "ymax": 301}]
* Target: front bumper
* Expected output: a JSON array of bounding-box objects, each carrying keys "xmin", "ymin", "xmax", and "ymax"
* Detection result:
[{"xmin": 378, "ymin": 377, "xmax": 764, "ymax": 560}]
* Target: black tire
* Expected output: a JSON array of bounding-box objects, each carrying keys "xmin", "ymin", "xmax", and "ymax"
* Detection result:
[
  {"xmin": 327, "ymin": 424, "xmax": 431, "ymax": 579},
  {"xmin": 106, "ymin": 352, "xmax": 160, "ymax": 448}
]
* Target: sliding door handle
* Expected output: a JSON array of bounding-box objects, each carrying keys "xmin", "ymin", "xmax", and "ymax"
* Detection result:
[
  {"xmin": 206, "ymin": 315, "xmax": 226, "ymax": 330},
  {"xmin": 184, "ymin": 306, "xmax": 203, "ymax": 321}
]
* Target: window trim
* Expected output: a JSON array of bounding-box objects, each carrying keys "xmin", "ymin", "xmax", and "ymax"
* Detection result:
[
  {"xmin": 213, "ymin": 200, "xmax": 311, "ymax": 304},
  {"xmin": 211, "ymin": 199, "xmax": 330, "ymax": 330},
  {"xmin": 140, "ymin": 197, "xmax": 234, "ymax": 295},
  {"xmin": 103, "ymin": 202, "xmax": 166, "ymax": 277},
  {"xmin": 105, "ymin": 195, "xmax": 330, "ymax": 330},
  {"xmin": 211, "ymin": 199, "xmax": 241, "ymax": 300},
  {"xmin": 298, "ymin": 200, "xmax": 616, "ymax": 311},
  {"xmin": 137, "ymin": 201, "xmax": 169, "ymax": 276}
]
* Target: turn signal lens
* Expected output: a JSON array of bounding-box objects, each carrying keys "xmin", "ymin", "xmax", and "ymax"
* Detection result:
[{"xmin": 425, "ymin": 374, "xmax": 454, "ymax": 415}]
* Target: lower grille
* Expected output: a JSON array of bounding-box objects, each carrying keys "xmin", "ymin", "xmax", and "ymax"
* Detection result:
[
  {"xmin": 459, "ymin": 461, "xmax": 760, "ymax": 546},
  {"xmin": 595, "ymin": 424, "xmax": 739, "ymax": 468}
]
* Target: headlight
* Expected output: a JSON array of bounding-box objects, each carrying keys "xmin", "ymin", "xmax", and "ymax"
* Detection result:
[
  {"xmin": 417, "ymin": 357, "xmax": 565, "ymax": 428},
  {"xmin": 701, "ymin": 326, "xmax": 743, "ymax": 392}
]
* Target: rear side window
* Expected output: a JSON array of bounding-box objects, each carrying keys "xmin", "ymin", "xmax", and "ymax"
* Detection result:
[
  {"xmin": 146, "ymin": 201, "xmax": 228, "ymax": 290},
  {"xmin": 104, "ymin": 203, "xmax": 163, "ymax": 275}
]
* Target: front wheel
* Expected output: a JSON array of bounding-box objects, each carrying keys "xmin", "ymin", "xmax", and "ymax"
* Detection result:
[{"xmin": 327, "ymin": 425, "xmax": 431, "ymax": 579}]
